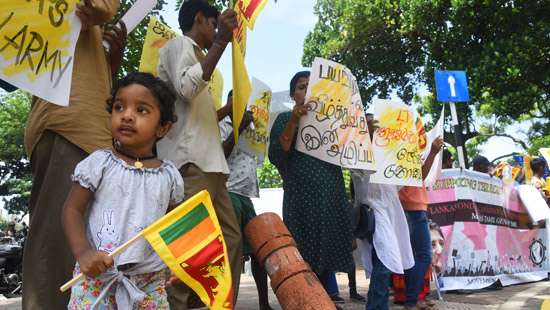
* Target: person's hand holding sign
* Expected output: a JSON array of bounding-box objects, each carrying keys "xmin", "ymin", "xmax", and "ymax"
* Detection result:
[
  {"xmin": 103, "ymin": 21, "xmax": 128, "ymax": 78},
  {"xmin": 430, "ymin": 137, "xmax": 444, "ymax": 155},
  {"xmin": 76, "ymin": 0, "xmax": 94, "ymax": 31},
  {"xmin": 291, "ymin": 103, "xmax": 309, "ymax": 123}
]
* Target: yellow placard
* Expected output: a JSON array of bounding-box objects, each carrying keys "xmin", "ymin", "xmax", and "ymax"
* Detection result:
[
  {"xmin": 370, "ymin": 99, "xmax": 423, "ymax": 186},
  {"xmin": 238, "ymin": 77, "xmax": 271, "ymax": 162},
  {"xmin": 0, "ymin": 0, "xmax": 81, "ymax": 106},
  {"xmin": 139, "ymin": 17, "xmax": 177, "ymax": 76}
]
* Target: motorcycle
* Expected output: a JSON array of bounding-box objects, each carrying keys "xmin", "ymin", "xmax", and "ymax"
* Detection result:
[{"xmin": 0, "ymin": 235, "xmax": 23, "ymax": 296}]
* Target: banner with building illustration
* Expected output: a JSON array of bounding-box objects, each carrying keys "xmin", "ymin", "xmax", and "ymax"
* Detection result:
[
  {"xmin": 369, "ymin": 99, "xmax": 422, "ymax": 186},
  {"xmin": 238, "ymin": 77, "xmax": 272, "ymax": 164},
  {"xmin": 0, "ymin": 0, "xmax": 81, "ymax": 106},
  {"xmin": 295, "ymin": 57, "xmax": 375, "ymax": 171},
  {"xmin": 427, "ymin": 169, "xmax": 549, "ymax": 291}
]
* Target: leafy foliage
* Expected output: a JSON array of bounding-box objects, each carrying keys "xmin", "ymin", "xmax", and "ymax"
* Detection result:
[
  {"xmin": 0, "ymin": 91, "xmax": 31, "ymax": 216},
  {"xmin": 303, "ymin": 0, "xmax": 549, "ymax": 153},
  {"xmin": 257, "ymin": 159, "xmax": 282, "ymax": 188}
]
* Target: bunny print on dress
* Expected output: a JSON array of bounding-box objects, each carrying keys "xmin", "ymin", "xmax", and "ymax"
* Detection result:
[{"xmin": 97, "ymin": 210, "xmax": 119, "ymax": 253}]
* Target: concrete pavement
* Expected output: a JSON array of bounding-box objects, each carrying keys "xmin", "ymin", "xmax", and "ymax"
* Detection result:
[{"xmin": 1, "ymin": 272, "xmax": 548, "ymax": 309}]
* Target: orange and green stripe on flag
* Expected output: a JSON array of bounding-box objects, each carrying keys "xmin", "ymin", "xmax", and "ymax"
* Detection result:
[
  {"xmin": 159, "ymin": 203, "xmax": 217, "ymax": 258},
  {"xmin": 142, "ymin": 190, "xmax": 232, "ymax": 309}
]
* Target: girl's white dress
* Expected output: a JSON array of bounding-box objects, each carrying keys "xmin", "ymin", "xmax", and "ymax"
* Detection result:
[{"xmin": 69, "ymin": 149, "xmax": 184, "ymax": 309}]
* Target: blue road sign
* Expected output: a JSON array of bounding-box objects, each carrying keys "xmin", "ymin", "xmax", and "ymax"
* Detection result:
[{"xmin": 435, "ymin": 70, "xmax": 469, "ymax": 102}]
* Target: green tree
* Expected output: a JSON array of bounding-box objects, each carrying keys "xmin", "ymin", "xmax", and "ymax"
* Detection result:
[
  {"xmin": 303, "ymin": 0, "xmax": 549, "ymax": 154},
  {"xmin": 257, "ymin": 160, "xmax": 282, "ymax": 188},
  {"xmin": 0, "ymin": 90, "xmax": 31, "ymax": 217}
]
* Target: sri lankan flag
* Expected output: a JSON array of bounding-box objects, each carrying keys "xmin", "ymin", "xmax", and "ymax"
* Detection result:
[
  {"xmin": 416, "ymin": 114, "xmax": 428, "ymax": 151},
  {"xmin": 231, "ymin": 0, "xmax": 268, "ymax": 143},
  {"xmin": 235, "ymin": 0, "xmax": 268, "ymax": 30},
  {"xmin": 142, "ymin": 190, "xmax": 232, "ymax": 309}
]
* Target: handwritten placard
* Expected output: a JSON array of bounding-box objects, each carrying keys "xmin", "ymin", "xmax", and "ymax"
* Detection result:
[
  {"xmin": 0, "ymin": 0, "xmax": 81, "ymax": 106},
  {"xmin": 369, "ymin": 99, "xmax": 423, "ymax": 186},
  {"xmin": 138, "ymin": 17, "xmax": 177, "ymax": 76},
  {"xmin": 238, "ymin": 77, "xmax": 272, "ymax": 164},
  {"xmin": 295, "ymin": 57, "xmax": 376, "ymax": 171}
]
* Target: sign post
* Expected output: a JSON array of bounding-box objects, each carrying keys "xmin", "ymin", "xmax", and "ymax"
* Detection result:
[{"xmin": 435, "ymin": 70, "xmax": 470, "ymax": 169}]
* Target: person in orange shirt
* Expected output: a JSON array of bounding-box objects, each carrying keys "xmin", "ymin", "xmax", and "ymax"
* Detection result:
[{"xmin": 399, "ymin": 137, "xmax": 443, "ymax": 310}]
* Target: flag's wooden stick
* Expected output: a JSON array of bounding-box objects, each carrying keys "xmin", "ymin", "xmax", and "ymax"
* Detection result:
[{"xmin": 59, "ymin": 232, "xmax": 144, "ymax": 292}]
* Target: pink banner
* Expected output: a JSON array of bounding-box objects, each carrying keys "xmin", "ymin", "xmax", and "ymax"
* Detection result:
[{"xmin": 428, "ymin": 169, "xmax": 548, "ymax": 290}]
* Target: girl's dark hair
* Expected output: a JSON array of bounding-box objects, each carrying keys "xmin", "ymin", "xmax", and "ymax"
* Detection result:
[
  {"xmin": 106, "ymin": 72, "xmax": 177, "ymax": 125},
  {"xmin": 179, "ymin": 0, "xmax": 220, "ymax": 33},
  {"xmin": 531, "ymin": 157, "xmax": 547, "ymax": 172},
  {"xmin": 289, "ymin": 71, "xmax": 310, "ymax": 97}
]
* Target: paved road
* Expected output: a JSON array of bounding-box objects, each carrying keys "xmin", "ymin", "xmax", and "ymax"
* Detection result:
[{"xmin": 1, "ymin": 272, "xmax": 549, "ymax": 309}]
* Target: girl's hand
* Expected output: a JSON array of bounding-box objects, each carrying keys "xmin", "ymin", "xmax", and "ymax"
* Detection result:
[
  {"xmin": 77, "ymin": 249, "xmax": 113, "ymax": 277},
  {"xmin": 166, "ymin": 272, "xmax": 181, "ymax": 287}
]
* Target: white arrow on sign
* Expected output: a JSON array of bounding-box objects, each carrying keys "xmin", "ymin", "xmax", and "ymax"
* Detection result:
[{"xmin": 447, "ymin": 75, "xmax": 456, "ymax": 97}]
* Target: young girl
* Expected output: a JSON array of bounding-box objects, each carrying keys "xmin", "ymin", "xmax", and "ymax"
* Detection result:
[{"xmin": 62, "ymin": 72, "xmax": 184, "ymax": 309}]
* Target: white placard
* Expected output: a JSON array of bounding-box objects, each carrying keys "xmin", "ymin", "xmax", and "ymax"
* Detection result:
[
  {"xmin": 295, "ymin": 57, "xmax": 376, "ymax": 170},
  {"xmin": 517, "ymin": 185, "xmax": 550, "ymax": 222},
  {"xmin": 369, "ymin": 99, "xmax": 423, "ymax": 186},
  {"xmin": 0, "ymin": 1, "xmax": 82, "ymax": 106}
]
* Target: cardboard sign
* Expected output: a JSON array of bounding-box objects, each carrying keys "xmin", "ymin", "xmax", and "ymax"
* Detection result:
[
  {"xmin": 370, "ymin": 99, "xmax": 422, "ymax": 186},
  {"xmin": 0, "ymin": 0, "xmax": 81, "ymax": 106},
  {"xmin": 138, "ymin": 17, "xmax": 177, "ymax": 76},
  {"xmin": 295, "ymin": 57, "xmax": 375, "ymax": 170},
  {"xmin": 238, "ymin": 77, "xmax": 271, "ymax": 164}
]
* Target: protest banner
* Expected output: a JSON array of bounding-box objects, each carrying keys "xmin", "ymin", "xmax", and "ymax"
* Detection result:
[
  {"xmin": 231, "ymin": 0, "xmax": 267, "ymax": 142},
  {"xmin": 139, "ymin": 17, "xmax": 223, "ymax": 109},
  {"xmin": 294, "ymin": 57, "xmax": 375, "ymax": 170},
  {"xmin": 369, "ymin": 99, "xmax": 422, "ymax": 186},
  {"xmin": 138, "ymin": 17, "xmax": 177, "ymax": 76},
  {"xmin": 428, "ymin": 169, "xmax": 549, "ymax": 290},
  {"xmin": 0, "ymin": 0, "xmax": 81, "ymax": 106},
  {"xmin": 238, "ymin": 77, "xmax": 272, "ymax": 164}
]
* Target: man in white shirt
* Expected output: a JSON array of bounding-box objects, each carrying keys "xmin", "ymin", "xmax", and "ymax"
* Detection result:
[{"xmin": 156, "ymin": 1, "xmax": 242, "ymax": 308}]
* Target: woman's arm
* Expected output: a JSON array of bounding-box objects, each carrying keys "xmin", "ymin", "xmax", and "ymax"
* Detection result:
[
  {"xmin": 62, "ymin": 184, "xmax": 113, "ymax": 277},
  {"xmin": 422, "ymin": 137, "xmax": 444, "ymax": 180}
]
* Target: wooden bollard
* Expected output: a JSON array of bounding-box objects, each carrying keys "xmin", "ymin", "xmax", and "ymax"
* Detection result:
[{"xmin": 245, "ymin": 213, "xmax": 336, "ymax": 310}]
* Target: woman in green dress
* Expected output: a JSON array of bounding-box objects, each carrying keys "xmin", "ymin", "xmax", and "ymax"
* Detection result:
[{"xmin": 268, "ymin": 71, "xmax": 354, "ymax": 291}]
